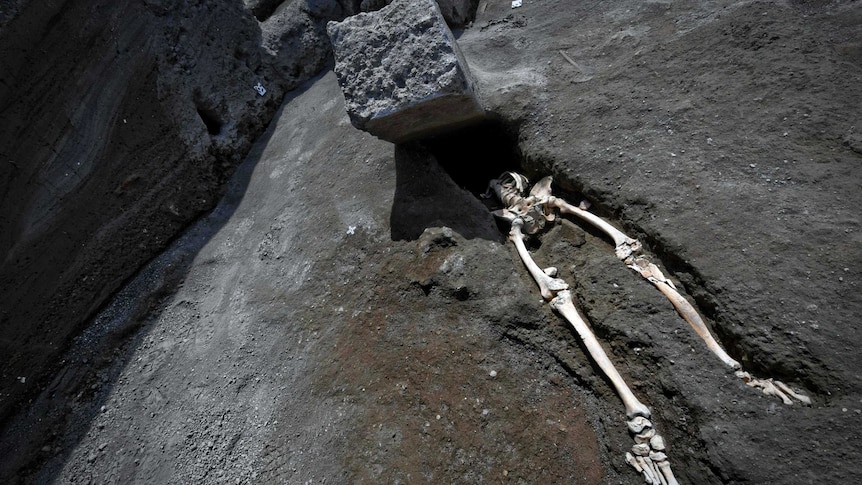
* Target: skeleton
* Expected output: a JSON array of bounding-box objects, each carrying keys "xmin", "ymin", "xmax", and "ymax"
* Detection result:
[{"xmin": 486, "ymin": 172, "xmax": 810, "ymax": 484}]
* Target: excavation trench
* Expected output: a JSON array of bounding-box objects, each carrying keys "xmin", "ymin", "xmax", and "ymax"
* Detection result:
[{"xmin": 415, "ymin": 119, "xmax": 802, "ymax": 396}]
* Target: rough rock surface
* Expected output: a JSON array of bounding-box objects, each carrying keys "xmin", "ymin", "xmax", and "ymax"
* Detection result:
[
  {"xmin": 328, "ymin": 0, "xmax": 485, "ymax": 143},
  {"xmin": 360, "ymin": 0, "xmax": 480, "ymax": 28},
  {"xmin": 1, "ymin": 0, "xmax": 861, "ymax": 484}
]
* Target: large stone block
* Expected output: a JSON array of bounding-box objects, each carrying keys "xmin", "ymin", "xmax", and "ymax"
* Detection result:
[
  {"xmin": 359, "ymin": 0, "xmax": 480, "ymax": 28},
  {"xmin": 327, "ymin": 0, "xmax": 485, "ymax": 143}
]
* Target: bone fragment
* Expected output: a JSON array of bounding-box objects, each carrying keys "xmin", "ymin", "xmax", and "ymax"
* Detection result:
[
  {"xmin": 490, "ymin": 174, "xmax": 552, "ymax": 234},
  {"xmin": 650, "ymin": 433, "xmax": 666, "ymax": 451},
  {"xmin": 737, "ymin": 370, "xmax": 811, "ymax": 405},
  {"xmin": 641, "ymin": 457, "xmax": 663, "ymax": 485},
  {"xmin": 632, "ymin": 442, "xmax": 652, "ymax": 456},
  {"xmin": 509, "ymin": 218, "xmax": 569, "ymax": 300},
  {"xmin": 626, "ymin": 452, "xmax": 643, "ymax": 472},
  {"xmin": 529, "ymin": 176, "xmax": 554, "ymax": 200},
  {"xmin": 551, "ymin": 290, "xmax": 651, "ymax": 419},
  {"xmin": 759, "ymin": 379, "xmax": 793, "ymax": 404},
  {"xmin": 626, "ymin": 413, "xmax": 679, "ymax": 485},
  {"xmin": 649, "ymin": 451, "xmax": 668, "ymax": 462},
  {"xmin": 507, "ymin": 172, "xmax": 529, "ymax": 194},
  {"xmin": 657, "ymin": 460, "xmax": 681, "ymax": 485},
  {"xmin": 774, "ymin": 379, "xmax": 813, "ymax": 405},
  {"xmin": 488, "ymin": 172, "xmax": 529, "ymax": 208},
  {"xmin": 636, "ymin": 456, "xmax": 660, "ymax": 485},
  {"xmin": 736, "ymin": 370, "xmax": 792, "ymax": 405},
  {"xmin": 652, "ymin": 460, "xmax": 669, "ymax": 485},
  {"xmin": 528, "ymin": 176, "xmax": 557, "ymax": 222},
  {"xmin": 635, "ymin": 427, "xmax": 656, "ymax": 443},
  {"xmin": 628, "ymin": 416, "xmax": 652, "ymax": 433}
]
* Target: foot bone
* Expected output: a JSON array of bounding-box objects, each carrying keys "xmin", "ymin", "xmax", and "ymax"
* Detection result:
[
  {"xmin": 736, "ymin": 370, "xmax": 812, "ymax": 405},
  {"xmin": 626, "ymin": 416, "xmax": 679, "ymax": 485}
]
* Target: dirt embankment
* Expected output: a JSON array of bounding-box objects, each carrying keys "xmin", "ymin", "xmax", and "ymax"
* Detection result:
[{"xmin": 0, "ymin": 0, "xmax": 356, "ymax": 427}]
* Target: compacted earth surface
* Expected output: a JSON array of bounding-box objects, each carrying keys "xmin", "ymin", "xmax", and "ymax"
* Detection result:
[{"xmin": 1, "ymin": 0, "xmax": 861, "ymax": 484}]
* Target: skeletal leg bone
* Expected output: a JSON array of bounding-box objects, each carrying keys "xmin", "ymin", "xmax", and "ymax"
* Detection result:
[
  {"xmin": 628, "ymin": 251, "xmax": 811, "ymax": 403},
  {"xmin": 546, "ymin": 194, "xmax": 642, "ymax": 260},
  {"xmin": 551, "ymin": 290, "xmax": 651, "ymax": 419},
  {"xmin": 627, "ymin": 257, "xmax": 742, "ymax": 370},
  {"xmin": 548, "ymin": 186, "xmax": 742, "ymax": 370},
  {"xmin": 492, "ymin": 178, "xmax": 681, "ymax": 484},
  {"xmin": 508, "ymin": 218, "xmax": 569, "ymax": 300},
  {"xmin": 527, "ymin": 175, "xmax": 811, "ymax": 405}
]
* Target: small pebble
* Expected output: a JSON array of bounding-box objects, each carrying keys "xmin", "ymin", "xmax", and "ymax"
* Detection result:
[{"xmin": 489, "ymin": 370, "xmax": 497, "ymax": 377}]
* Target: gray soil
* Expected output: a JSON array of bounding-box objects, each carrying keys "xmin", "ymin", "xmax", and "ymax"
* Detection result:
[{"xmin": 1, "ymin": 0, "xmax": 861, "ymax": 484}]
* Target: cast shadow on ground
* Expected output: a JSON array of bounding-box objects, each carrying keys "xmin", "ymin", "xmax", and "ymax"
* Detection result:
[{"xmin": 389, "ymin": 121, "xmax": 523, "ymax": 242}]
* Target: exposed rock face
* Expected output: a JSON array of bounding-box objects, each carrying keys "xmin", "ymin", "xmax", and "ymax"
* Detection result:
[
  {"xmin": 328, "ymin": 0, "xmax": 485, "ymax": 143},
  {"xmin": 360, "ymin": 0, "xmax": 480, "ymax": 28},
  {"xmin": 259, "ymin": 0, "xmax": 359, "ymax": 81},
  {"xmin": 0, "ymin": 0, "xmax": 353, "ymax": 425}
]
